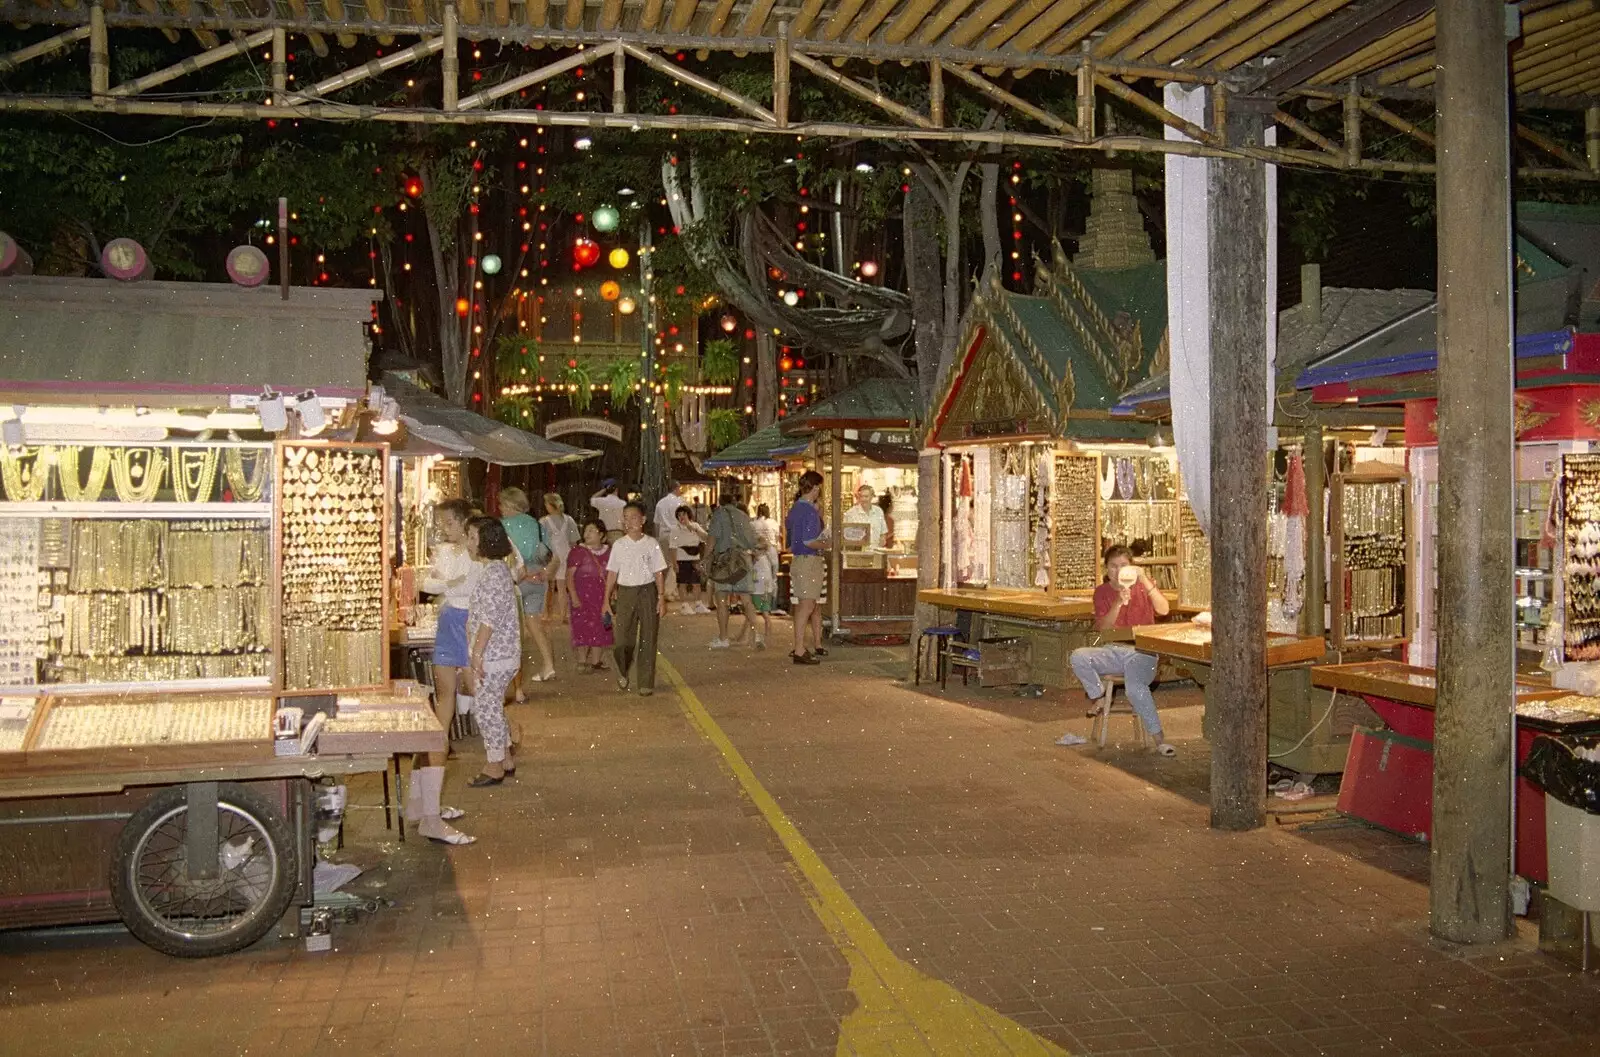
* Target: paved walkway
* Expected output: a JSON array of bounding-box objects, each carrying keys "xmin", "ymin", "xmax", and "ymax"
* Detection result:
[{"xmin": 3, "ymin": 617, "xmax": 1599, "ymax": 1056}]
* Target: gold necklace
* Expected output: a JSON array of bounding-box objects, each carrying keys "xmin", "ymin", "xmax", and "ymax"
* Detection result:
[
  {"xmin": 56, "ymin": 446, "xmax": 111, "ymax": 501},
  {"xmin": 170, "ymin": 446, "xmax": 219, "ymax": 503},
  {"xmin": 222, "ymin": 447, "xmax": 269, "ymax": 502},
  {"xmin": 111, "ymin": 447, "xmax": 167, "ymax": 503},
  {"xmin": 0, "ymin": 446, "xmax": 49, "ymax": 502}
]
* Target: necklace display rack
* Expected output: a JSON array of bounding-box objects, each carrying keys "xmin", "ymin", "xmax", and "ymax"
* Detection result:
[
  {"xmin": 1051, "ymin": 453, "xmax": 1101, "ymax": 592},
  {"xmin": 1563, "ymin": 454, "xmax": 1600, "ymax": 661},
  {"xmin": 1331, "ymin": 469, "xmax": 1411, "ymax": 649}
]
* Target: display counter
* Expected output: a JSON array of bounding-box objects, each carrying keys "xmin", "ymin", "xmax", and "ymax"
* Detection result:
[
  {"xmin": 0, "ymin": 681, "xmax": 443, "ymax": 954},
  {"xmin": 1311, "ymin": 660, "xmax": 1592, "ymax": 881},
  {"xmin": 1134, "ymin": 622, "xmax": 1346, "ymax": 773}
]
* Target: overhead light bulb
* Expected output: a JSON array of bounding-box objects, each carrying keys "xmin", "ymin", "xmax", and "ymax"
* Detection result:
[
  {"xmin": 855, "ymin": 162, "xmax": 873, "ymax": 173},
  {"xmin": 373, "ymin": 398, "xmax": 400, "ymax": 435},
  {"xmin": 574, "ymin": 136, "xmax": 593, "ymax": 151}
]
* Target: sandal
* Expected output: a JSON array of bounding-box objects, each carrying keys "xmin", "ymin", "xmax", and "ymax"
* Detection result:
[
  {"xmin": 467, "ymin": 772, "xmax": 505, "ymax": 787},
  {"xmin": 529, "ymin": 670, "xmax": 558, "ymax": 683},
  {"xmin": 1155, "ymin": 743, "xmax": 1177, "ymax": 758}
]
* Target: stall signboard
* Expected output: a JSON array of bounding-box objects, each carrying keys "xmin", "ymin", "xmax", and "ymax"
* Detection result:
[
  {"xmin": 547, "ymin": 417, "xmax": 624, "ymax": 444},
  {"xmin": 966, "ymin": 418, "xmax": 1035, "ymax": 439},
  {"xmin": 1405, "ymin": 386, "xmax": 1600, "ymax": 447}
]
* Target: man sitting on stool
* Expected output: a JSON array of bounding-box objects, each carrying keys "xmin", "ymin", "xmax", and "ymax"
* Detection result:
[{"xmin": 1069, "ymin": 544, "xmax": 1176, "ymax": 757}]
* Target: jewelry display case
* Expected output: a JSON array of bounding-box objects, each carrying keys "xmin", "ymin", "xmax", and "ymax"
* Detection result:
[
  {"xmin": 1050, "ymin": 452, "xmax": 1100, "ymax": 592},
  {"xmin": 1562, "ymin": 453, "xmax": 1600, "ymax": 661},
  {"xmin": 0, "ymin": 442, "xmax": 275, "ymax": 691},
  {"xmin": 1330, "ymin": 466, "xmax": 1412, "ymax": 650}
]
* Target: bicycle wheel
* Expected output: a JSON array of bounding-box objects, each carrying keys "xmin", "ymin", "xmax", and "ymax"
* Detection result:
[{"xmin": 109, "ymin": 782, "xmax": 297, "ymax": 958}]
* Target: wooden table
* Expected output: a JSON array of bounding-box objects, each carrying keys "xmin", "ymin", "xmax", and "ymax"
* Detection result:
[
  {"xmin": 1132, "ymin": 621, "xmax": 1344, "ymax": 773},
  {"xmin": 1312, "ymin": 660, "xmax": 1594, "ymax": 880}
]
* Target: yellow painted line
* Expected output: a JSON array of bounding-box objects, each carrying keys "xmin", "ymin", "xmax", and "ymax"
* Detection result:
[{"xmin": 659, "ymin": 657, "xmax": 1072, "ymax": 1057}]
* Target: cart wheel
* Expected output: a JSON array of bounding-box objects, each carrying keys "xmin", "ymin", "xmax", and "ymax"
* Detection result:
[{"xmin": 109, "ymin": 783, "xmax": 297, "ymax": 958}]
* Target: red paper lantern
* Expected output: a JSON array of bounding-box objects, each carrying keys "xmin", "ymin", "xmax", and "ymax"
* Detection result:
[
  {"xmin": 779, "ymin": 356, "xmax": 794, "ymax": 372},
  {"xmin": 403, "ymin": 175, "xmax": 424, "ymax": 198},
  {"xmin": 455, "ymin": 297, "xmax": 471, "ymax": 316},
  {"xmin": 573, "ymin": 238, "xmax": 601, "ymax": 268}
]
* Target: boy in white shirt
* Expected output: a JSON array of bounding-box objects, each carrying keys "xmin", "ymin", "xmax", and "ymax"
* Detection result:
[{"xmin": 603, "ymin": 501, "xmax": 669, "ymax": 696}]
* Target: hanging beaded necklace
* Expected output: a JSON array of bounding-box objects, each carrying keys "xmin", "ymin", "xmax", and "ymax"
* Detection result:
[
  {"xmin": 0, "ymin": 446, "xmax": 49, "ymax": 502},
  {"xmin": 110, "ymin": 447, "xmax": 167, "ymax": 503},
  {"xmin": 223, "ymin": 447, "xmax": 269, "ymax": 502},
  {"xmin": 169, "ymin": 446, "xmax": 219, "ymax": 503},
  {"xmin": 56, "ymin": 446, "xmax": 111, "ymax": 502}
]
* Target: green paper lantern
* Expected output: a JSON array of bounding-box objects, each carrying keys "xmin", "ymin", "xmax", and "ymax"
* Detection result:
[
  {"xmin": 481, "ymin": 254, "xmax": 502, "ymax": 275},
  {"xmin": 592, "ymin": 205, "xmax": 621, "ymax": 233}
]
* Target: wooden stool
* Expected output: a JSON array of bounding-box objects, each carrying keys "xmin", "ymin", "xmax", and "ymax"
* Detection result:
[{"xmin": 1090, "ymin": 676, "xmax": 1149, "ymax": 748}]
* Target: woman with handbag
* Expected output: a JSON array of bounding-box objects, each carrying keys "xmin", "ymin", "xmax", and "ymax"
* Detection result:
[
  {"xmin": 706, "ymin": 484, "xmax": 759, "ymax": 649},
  {"xmin": 566, "ymin": 519, "xmax": 615, "ymax": 672}
]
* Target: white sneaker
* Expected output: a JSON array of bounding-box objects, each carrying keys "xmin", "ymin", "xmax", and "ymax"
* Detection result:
[
  {"xmin": 694, "ymin": 602, "xmax": 712, "ymax": 614},
  {"xmin": 680, "ymin": 602, "xmax": 695, "ymax": 615},
  {"xmin": 708, "ymin": 638, "xmax": 730, "ymax": 649},
  {"xmin": 753, "ymin": 636, "xmax": 766, "ymax": 650}
]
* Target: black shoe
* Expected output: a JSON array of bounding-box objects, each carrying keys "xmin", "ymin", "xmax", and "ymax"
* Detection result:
[
  {"xmin": 792, "ymin": 652, "xmax": 821, "ymax": 665},
  {"xmin": 812, "ymin": 646, "xmax": 829, "ymax": 657}
]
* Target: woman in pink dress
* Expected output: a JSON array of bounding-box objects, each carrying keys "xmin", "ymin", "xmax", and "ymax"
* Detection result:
[{"xmin": 566, "ymin": 519, "xmax": 615, "ymax": 672}]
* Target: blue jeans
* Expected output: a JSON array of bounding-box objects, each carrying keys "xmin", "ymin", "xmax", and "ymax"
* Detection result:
[{"xmin": 1070, "ymin": 644, "xmax": 1163, "ymax": 740}]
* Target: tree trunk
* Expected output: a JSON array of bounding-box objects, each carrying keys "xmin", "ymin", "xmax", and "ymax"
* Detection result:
[
  {"xmin": 425, "ymin": 201, "xmax": 467, "ymax": 406},
  {"xmin": 980, "ymin": 157, "xmax": 1002, "ymax": 289},
  {"xmin": 903, "ymin": 176, "xmax": 945, "ymax": 407},
  {"xmin": 756, "ymin": 329, "xmax": 778, "ymax": 429},
  {"xmin": 910, "ymin": 449, "xmax": 943, "ymax": 680}
]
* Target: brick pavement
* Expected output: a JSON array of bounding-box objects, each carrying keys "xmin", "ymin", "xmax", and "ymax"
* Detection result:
[{"xmin": 1, "ymin": 615, "xmax": 1598, "ymax": 1056}]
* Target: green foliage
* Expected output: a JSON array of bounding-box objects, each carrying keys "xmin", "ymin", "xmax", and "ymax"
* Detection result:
[
  {"xmin": 661, "ymin": 362, "xmax": 686, "ymax": 405},
  {"xmin": 604, "ymin": 358, "xmax": 641, "ymax": 408},
  {"xmin": 706, "ymin": 408, "xmax": 744, "ymax": 451},
  {"xmin": 494, "ymin": 334, "xmax": 539, "ymax": 382},
  {"xmin": 700, "ymin": 338, "xmax": 739, "ymax": 384},
  {"xmin": 493, "ymin": 392, "xmax": 534, "ymax": 428},
  {"xmin": 562, "ymin": 360, "xmax": 594, "ymax": 413}
]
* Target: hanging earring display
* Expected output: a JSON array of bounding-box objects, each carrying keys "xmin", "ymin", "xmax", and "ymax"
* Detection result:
[
  {"xmin": 110, "ymin": 447, "xmax": 167, "ymax": 503},
  {"xmin": 0, "ymin": 447, "xmax": 50, "ymax": 502},
  {"xmin": 169, "ymin": 446, "xmax": 219, "ymax": 503},
  {"xmin": 223, "ymin": 447, "xmax": 270, "ymax": 502},
  {"xmin": 55, "ymin": 446, "xmax": 111, "ymax": 502}
]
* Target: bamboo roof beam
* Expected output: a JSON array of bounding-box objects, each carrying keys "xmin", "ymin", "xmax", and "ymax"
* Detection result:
[
  {"xmin": 598, "ymin": 0, "xmax": 622, "ymax": 31},
  {"xmin": 1516, "ymin": 40, "xmax": 1600, "ymax": 89},
  {"xmin": 847, "ymin": 0, "xmax": 904, "ymax": 45},
  {"xmin": 947, "ymin": 0, "xmax": 1029, "ymax": 50},
  {"xmin": 1094, "ymin": 71, "xmax": 1219, "ymax": 145},
  {"xmin": 912, "ymin": 0, "xmax": 980, "ymax": 47},
  {"xmin": 1314, "ymin": 12, "xmax": 1434, "ymax": 84},
  {"xmin": 285, "ymin": 34, "xmax": 443, "ymax": 101},
  {"xmin": 1185, "ymin": 0, "xmax": 1322, "ymax": 68},
  {"xmin": 975, "ymin": 0, "xmax": 1079, "ymax": 54},
  {"xmin": 1039, "ymin": 0, "xmax": 1140, "ymax": 58},
  {"xmin": 1358, "ymin": 95, "xmax": 1433, "ymax": 147},
  {"xmin": 735, "ymin": 0, "xmax": 775, "ymax": 39},
  {"xmin": 1408, "ymin": 9, "xmax": 1600, "ymax": 88},
  {"xmin": 1516, "ymin": 13, "xmax": 1600, "ymax": 67},
  {"xmin": 703, "ymin": 0, "xmax": 734, "ymax": 36},
  {"xmin": 132, "ymin": 0, "xmax": 180, "ymax": 43},
  {"xmin": 1516, "ymin": 122, "xmax": 1592, "ymax": 170},
  {"xmin": 410, "ymin": 0, "xmax": 428, "ymax": 29},
  {"xmin": 361, "ymin": 0, "xmax": 393, "ymax": 45},
  {"xmin": 1092, "ymin": 0, "xmax": 1189, "ymax": 58},
  {"xmin": 281, "ymin": 0, "xmax": 329, "ymax": 56},
  {"xmin": 621, "ymin": 41, "xmax": 775, "ymax": 120},
  {"xmin": 1121, "ymin": 0, "xmax": 1231, "ymax": 63},
  {"xmin": 820, "ymin": 0, "xmax": 868, "ymax": 41},
  {"xmin": 1146, "ymin": 0, "xmax": 1277, "ymax": 65},
  {"xmin": 789, "ymin": 49, "xmax": 931, "ymax": 126},
  {"xmin": 1522, "ymin": 0, "xmax": 1600, "ymax": 36},
  {"xmin": 1529, "ymin": 54, "xmax": 1600, "ymax": 94},
  {"xmin": 491, "ymin": 0, "xmax": 509, "ymax": 28},
  {"xmin": 563, "ymin": 0, "xmax": 583, "ymax": 30},
  {"xmin": 1208, "ymin": 0, "xmax": 1355, "ymax": 70},
  {"xmin": 882, "ymin": 0, "xmax": 944, "ymax": 46},
  {"xmin": 945, "ymin": 61, "xmax": 1080, "ymax": 136},
  {"xmin": 668, "ymin": 0, "xmax": 695, "ymax": 33},
  {"xmin": 1272, "ymin": 106, "xmax": 1341, "ymax": 156},
  {"xmin": 638, "ymin": 0, "xmax": 663, "ymax": 31},
  {"xmin": 458, "ymin": 39, "xmax": 612, "ymax": 107},
  {"xmin": 108, "ymin": 27, "xmax": 272, "ymax": 95},
  {"xmin": 0, "ymin": 24, "xmax": 88, "ymax": 73},
  {"xmin": 788, "ymin": 0, "xmax": 826, "ymax": 39},
  {"xmin": 319, "ymin": 0, "xmax": 354, "ymax": 49},
  {"xmin": 168, "ymin": 0, "xmax": 217, "ymax": 47}
]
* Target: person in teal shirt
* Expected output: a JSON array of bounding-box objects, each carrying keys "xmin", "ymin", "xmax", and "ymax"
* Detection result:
[{"xmin": 498, "ymin": 487, "xmax": 556, "ymax": 684}]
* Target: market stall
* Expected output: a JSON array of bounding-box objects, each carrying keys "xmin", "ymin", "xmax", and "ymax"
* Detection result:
[
  {"xmin": 917, "ymin": 224, "xmax": 1198, "ymax": 689},
  {"xmin": 0, "ymin": 277, "xmax": 447, "ymax": 956}
]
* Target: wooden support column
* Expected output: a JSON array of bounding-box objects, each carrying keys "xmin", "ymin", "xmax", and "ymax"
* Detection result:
[
  {"xmin": 89, "ymin": 2, "xmax": 108, "ymax": 100},
  {"xmin": 1076, "ymin": 42, "xmax": 1094, "ymax": 140},
  {"xmin": 1302, "ymin": 423, "xmax": 1326, "ymax": 639},
  {"xmin": 442, "ymin": 3, "xmax": 459, "ymax": 112},
  {"xmin": 929, "ymin": 60, "xmax": 943, "ymax": 128},
  {"xmin": 1342, "ymin": 80, "xmax": 1360, "ymax": 167},
  {"xmin": 1588, "ymin": 106, "xmax": 1599, "ymax": 173},
  {"xmin": 829, "ymin": 429, "xmax": 843, "ymax": 638},
  {"xmin": 1208, "ymin": 100, "xmax": 1271, "ymax": 833},
  {"xmin": 1431, "ymin": 0, "xmax": 1515, "ymax": 946},
  {"xmin": 612, "ymin": 47, "xmax": 625, "ymax": 113}
]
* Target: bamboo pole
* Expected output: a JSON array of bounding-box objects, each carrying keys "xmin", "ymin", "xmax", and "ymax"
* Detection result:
[
  {"xmin": 1123, "ymin": 0, "xmax": 1230, "ymax": 63},
  {"xmin": 1146, "ymin": 0, "xmax": 1260, "ymax": 65},
  {"xmin": 638, "ymin": 0, "xmax": 662, "ymax": 31},
  {"xmin": 849, "ymin": 0, "xmax": 904, "ymax": 44},
  {"xmin": 612, "ymin": 43, "xmax": 625, "ymax": 112},
  {"xmin": 1343, "ymin": 81, "xmax": 1360, "ymax": 167},
  {"xmin": 1095, "ymin": 72, "xmax": 1218, "ymax": 146},
  {"xmin": 883, "ymin": 0, "xmax": 947, "ymax": 46},
  {"xmin": 1040, "ymin": 0, "xmax": 1139, "ymax": 57},
  {"xmin": 624, "ymin": 42, "xmax": 776, "ymax": 122},
  {"xmin": 1273, "ymin": 108, "xmax": 1341, "ymax": 157},
  {"xmin": 599, "ymin": 0, "xmax": 623, "ymax": 31},
  {"xmin": 1076, "ymin": 39, "xmax": 1093, "ymax": 138},
  {"xmin": 947, "ymin": 0, "xmax": 1024, "ymax": 50},
  {"xmin": 928, "ymin": 58, "xmax": 943, "ymax": 127},
  {"xmin": 912, "ymin": 0, "xmax": 979, "ymax": 47},
  {"xmin": 524, "ymin": 0, "xmax": 546, "ymax": 27},
  {"xmin": 789, "ymin": 0, "xmax": 828, "ymax": 40},
  {"xmin": 167, "ymin": 0, "xmax": 219, "ymax": 49},
  {"xmin": 1523, "ymin": 0, "xmax": 1600, "ymax": 35},
  {"xmin": 1524, "ymin": 53, "xmax": 1600, "ymax": 94},
  {"xmin": 1359, "ymin": 96, "xmax": 1435, "ymax": 148},
  {"xmin": 457, "ymin": 41, "xmax": 611, "ymax": 110},
  {"xmin": 1212, "ymin": 0, "xmax": 1352, "ymax": 70},
  {"xmin": 1516, "ymin": 122, "xmax": 1591, "ymax": 170},
  {"xmin": 704, "ymin": 0, "xmax": 736, "ymax": 36},
  {"xmin": 791, "ymin": 49, "xmax": 933, "ymax": 127},
  {"xmin": 1315, "ymin": 13, "xmax": 1435, "ymax": 86},
  {"xmin": 89, "ymin": 1, "xmax": 108, "ymax": 98},
  {"xmin": 110, "ymin": 28, "xmax": 272, "ymax": 96},
  {"xmin": 0, "ymin": 25, "xmax": 90, "ymax": 75},
  {"xmin": 442, "ymin": 2, "xmax": 459, "ymax": 111},
  {"xmin": 291, "ymin": 34, "xmax": 441, "ymax": 102},
  {"xmin": 1093, "ymin": 0, "xmax": 1187, "ymax": 58},
  {"xmin": 1590, "ymin": 106, "xmax": 1600, "ymax": 171},
  {"xmin": 270, "ymin": 25, "xmax": 286, "ymax": 98},
  {"xmin": 737, "ymin": 0, "xmax": 777, "ymax": 38},
  {"xmin": 821, "ymin": 0, "xmax": 869, "ymax": 41},
  {"xmin": 945, "ymin": 61, "xmax": 1076, "ymax": 134},
  {"xmin": 1189, "ymin": 0, "xmax": 1326, "ymax": 69},
  {"xmin": 668, "ymin": 0, "xmax": 696, "ymax": 34},
  {"xmin": 281, "ymin": 0, "xmax": 329, "ymax": 57},
  {"xmin": 773, "ymin": 20, "xmax": 790, "ymax": 127},
  {"xmin": 562, "ymin": 0, "xmax": 583, "ymax": 30}
]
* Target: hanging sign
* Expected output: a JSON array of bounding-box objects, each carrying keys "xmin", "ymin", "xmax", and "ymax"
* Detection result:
[{"xmin": 546, "ymin": 417, "xmax": 623, "ymax": 443}]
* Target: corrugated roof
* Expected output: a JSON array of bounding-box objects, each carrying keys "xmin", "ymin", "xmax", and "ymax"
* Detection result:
[
  {"xmin": 780, "ymin": 377, "xmax": 918, "ymax": 434},
  {"xmin": 0, "ymin": 276, "xmax": 375, "ymax": 402},
  {"xmin": 704, "ymin": 424, "xmax": 810, "ymax": 469}
]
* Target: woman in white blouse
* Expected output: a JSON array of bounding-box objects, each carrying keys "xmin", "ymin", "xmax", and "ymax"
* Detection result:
[
  {"xmin": 540, "ymin": 492, "xmax": 580, "ymax": 623},
  {"xmin": 411, "ymin": 498, "xmax": 478, "ymax": 844}
]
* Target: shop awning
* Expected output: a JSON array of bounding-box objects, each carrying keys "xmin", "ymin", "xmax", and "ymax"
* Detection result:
[
  {"xmin": 703, "ymin": 424, "xmax": 810, "ymax": 469},
  {"xmin": 382, "ymin": 373, "xmax": 597, "ymax": 466},
  {"xmin": 0, "ymin": 277, "xmax": 376, "ymax": 403}
]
